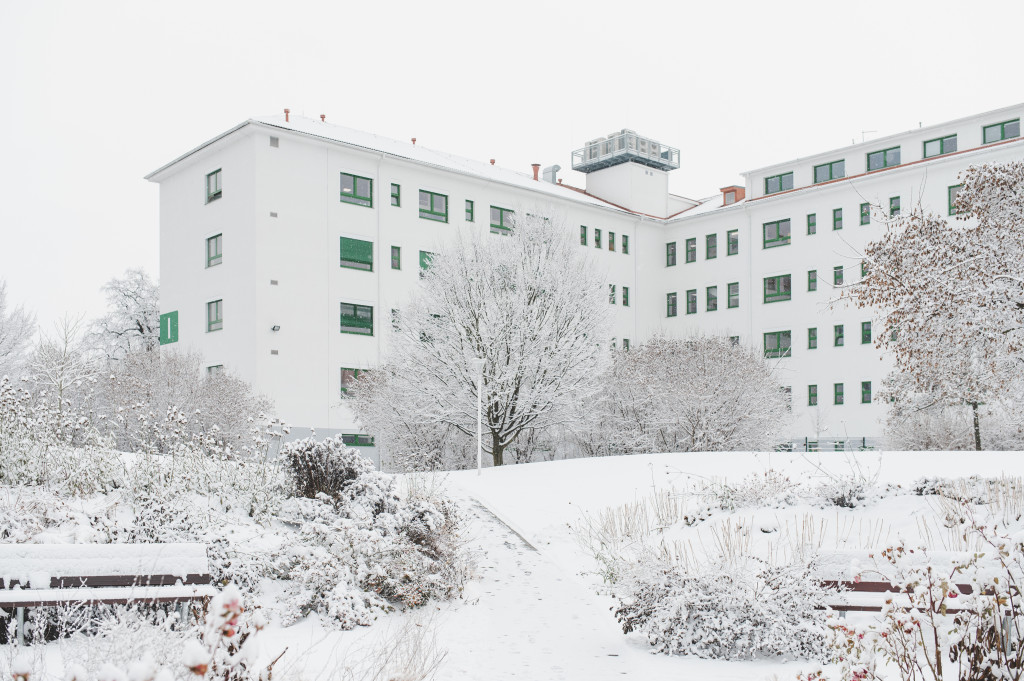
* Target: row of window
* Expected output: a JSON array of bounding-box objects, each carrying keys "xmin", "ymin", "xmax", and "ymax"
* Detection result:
[
  {"xmin": 580, "ymin": 226, "xmax": 630, "ymax": 254},
  {"xmin": 666, "ymin": 231, "xmax": 738, "ymax": 266},
  {"xmin": 609, "ymin": 285, "xmax": 630, "ymax": 306},
  {"xmin": 806, "ymin": 382, "xmax": 873, "ymax": 406},
  {"xmin": 762, "ymin": 119, "xmax": 1019, "ymax": 195},
  {"xmin": 338, "ymin": 236, "xmax": 437, "ymax": 274},
  {"xmin": 764, "ymin": 323, "xmax": 873, "ymax": 358},
  {"xmin": 666, "ymin": 284, "xmax": 740, "ymax": 316}
]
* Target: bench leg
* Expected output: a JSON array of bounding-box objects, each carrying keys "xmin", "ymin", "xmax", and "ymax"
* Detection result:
[{"xmin": 16, "ymin": 607, "xmax": 25, "ymax": 646}]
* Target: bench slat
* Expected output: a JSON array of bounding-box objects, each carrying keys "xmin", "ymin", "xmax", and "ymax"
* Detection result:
[
  {"xmin": 1, "ymin": 573, "xmax": 212, "ymax": 590},
  {"xmin": 0, "ymin": 584, "xmax": 217, "ymax": 609}
]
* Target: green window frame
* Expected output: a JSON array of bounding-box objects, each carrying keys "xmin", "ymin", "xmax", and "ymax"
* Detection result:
[
  {"xmin": 763, "ymin": 274, "xmax": 791, "ymax": 303},
  {"xmin": 580, "ymin": 225, "xmax": 587, "ymax": 246},
  {"xmin": 206, "ymin": 233, "xmax": 222, "ymax": 267},
  {"xmin": 419, "ymin": 250, "xmax": 435, "ymax": 273},
  {"xmin": 340, "ymin": 302, "xmax": 374, "ymax": 336},
  {"xmin": 666, "ymin": 292, "xmax": 678, "ymax": 317},
  {"xmin": 419, "ymin": 190, "xmax": 448, "ymax": 222},
  {"xmin": 861, "ymin": 381, "xmax": 872, "ymax": 404},
  {"xmin": 466, "ymin": 200, "xmax": 475, "ymax": 222},
  {"xmin": 813, "ymin": 159, "xmax": 845, "ymax": 184},
  {"xmin": 866, "ymin": 146, "xmax": 901, "ymax": 171},
  {"xmin": 686, "ymin": 289, "xmax": 697, "ymax": 315},
  {"xmin": 764, "ymin": 172, "xmax": 794, "ymax": 195},
  {"xmin": 207, "ymin": 299, "xmax": 223, "ymax": 332},
  {"xmin": 727, "ymin": 282, "xmax": 739, "ymax": 309},
  {"xmin": 391, "ymin": 246, "xmax": 401, "ymax": 270},
  {"xmin": 834, "ymin": 265, "xmax": 844, "ymax": 286},
  {"xmin": 609, "ymin": 284, "xmax": 616, "ymax": 304},
  {"xmin": 763, "ymin": 219, "xmax": 791, "ymax": 248},
  {"xmin": 159, "ymin": 311, "xmax": 178, "ymax": 345},
  {"xmin": 707, "ymin": 286, "xmax": 718, "ymax": 312},
  {"xmin": 889, "ymin": 196, "xmax": 900, "ymax": 216},
  {"xmin": 622, "ymin": 235, "xmax": 630, "ymax": 254},
  {"xmin": 340, "ymin": 368, "xmax": 367, "ymax": 396},
  {"xmin": 729, "ymin": 336, "xmax": 740, "ymax": 346},
  {"xmin": 833, "ymin": 208, "xmax": 843, "ymax": 230},
  {"xmin": 808, "ymin": 384, "xmax": 818, "ymax": 406},
  {"xmin": 206, "ymin": 169, "xmax": 222, "ymax": 203},
  {"xmin": 660, "ymin": 242, "xmax": 674, "ymax": 266},
  {"xmin": 608, "ymin": 232, "xmax": 616, "ymax": 252},
  {"xmin": 706, "ymin": 234, "xmax": 717, "ymax": 259},
  {"xmin": 834, "ymin": 324, "xmax": 844, "ymax": 347},
  {"xmin": 808, "ymin": 270, "xmax": 818, "ymax": 292},
  {"xmin": 764, "ymin": 330, "xmax": 791, "ymax": 358},
  {"xmin": 861, "ymin": 261, "xmax": 869, "ymax": 278},
  {"xmin": 206, "ymin": 365, "xmax": 223, "ymax": 377},
  {"xmin": 339, "ymin": 236, "xmax": 373, "ymax": 271},
  {"xmin": 595, "ymin": 228, "xmax": 602, "ymax": 249},
  {"xmin": 861, "ymin": 321, "xmax": 872, "ymax": 344},
  {"xmin": 923, "ymin": 134, "xmax": 957, "ymax": 158},
  {"xmin": 860, "ymin": 203, "xmax": 870, "ymax": 225},
  {"xmin": 727, "ymin": 229, "xmax": 738, "ymax": 256},
  {"xmin": 834, "ymin": 383, "xmax": 844, "ymax": 405},
  {"xmin": 807, "ymin": 213, "xmax": 816, "ymax": 235},
  {"xmin": 983, "ymin": 119, "xmax": 1020, "ymax": 144},
  {"xmin": 685, "ymin": 238, "xmax": 696, "ymax": 263},
  {"xmin": 340, "ymin": 172, "xmax": 373, "ymax": 207},
  {"xmin": 622, "ymin": 286, "xmax": 630, "ymax": 307},
  {"xmin": 341, "ymin": 434, "xmax": 375, "ymax": 447},
  {"xmin": 390, "ymin": 183, "xmax": 400, "ymax": 207},
  {"xmin": 490, "ymin": 205, "xmax": 514, "ymax": 233},
  {"xmin": 808, "ymin": 327, "xmax": 817, "ymax": 349},
  {"xmin": 623, "ymin": 339, "xmax": 630, "ymax": 351},
  {"xmin": 948, "ymin": 185, "xmax": 962, "ymax": 215}
]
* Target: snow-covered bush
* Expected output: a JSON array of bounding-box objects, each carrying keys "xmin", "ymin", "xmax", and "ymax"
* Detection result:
[
  {"xmin": 702, "ymin": 469, "xmax": 800, "ymax": 510},
  {"xmin": 613, "ymin": 555, "xmax": 831, "ymax": 660},
  {"xmin": 283, "ymin": 435, "xmax": 374, "ymax": 500}
]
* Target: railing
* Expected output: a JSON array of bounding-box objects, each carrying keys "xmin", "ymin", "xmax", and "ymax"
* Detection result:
[{"xmin": 571, "ymin": 131, "xmax": 680, "ymax": 173}]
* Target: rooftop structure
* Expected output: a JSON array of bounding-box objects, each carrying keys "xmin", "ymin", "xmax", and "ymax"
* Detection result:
[{"xmin": 571, "ymin": 130, "xmax": 680, "ymax": 174}]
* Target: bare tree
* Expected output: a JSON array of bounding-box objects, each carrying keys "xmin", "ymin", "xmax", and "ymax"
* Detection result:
[
  {"xmin": 0, "ymin": 280, "xmax": 36, "ymax": 378},
  {"xmin": 90, "ymin": 268, "xmax": 160, "ymax": 361},
  {"xmin": 351, "ymin": 211, "xmax": 612, "ymax": 467},
  {"xmin": 28, "ymin": 315, "xmax": 98, "ymax": 421}
]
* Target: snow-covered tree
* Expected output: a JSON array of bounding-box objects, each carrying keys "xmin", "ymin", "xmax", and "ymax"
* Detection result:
[
  {"xmin": 579, "ymin": 335, "xmax": 790, "ymax": 454},
  {"xmin": 0, "ymin": 279, "xmax": 36, "ymax": 378},
  {"xmin": 351, "ymin": 211, "xmax": 612, "ymax": 467},
  {"xmin": 28, "ymin": 315, "xmax": 98, "ymax": 419},
  {"xmin": 850, "ymin": 161, "xmax": 1024, "ymax": 450},
  {"xmin": 90, "ymin": 268, "xmax": 160, "ymax": 361}
]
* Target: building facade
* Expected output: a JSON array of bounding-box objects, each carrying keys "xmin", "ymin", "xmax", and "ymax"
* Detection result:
[{"xmin": 147, "ymin": 105, "xmax": 1024, "ymax": 454}]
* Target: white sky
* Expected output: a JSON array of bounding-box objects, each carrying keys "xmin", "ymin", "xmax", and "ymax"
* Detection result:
[{"xmin": 1, "ymin": 0, "xmax": 1022, "ymax": 332}]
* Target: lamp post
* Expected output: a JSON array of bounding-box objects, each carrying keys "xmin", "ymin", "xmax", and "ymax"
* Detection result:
[{"xmin": 469, "ymin": 358, "xmax": 485, "ymax": 475}]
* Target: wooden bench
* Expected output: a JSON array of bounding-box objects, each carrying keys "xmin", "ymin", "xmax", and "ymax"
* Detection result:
[{"xmin": 0, "ymin": 543, "xmax": 216, "ymax": 645}]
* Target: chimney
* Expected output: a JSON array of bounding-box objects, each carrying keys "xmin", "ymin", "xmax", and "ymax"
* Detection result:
[
  {"xmin": 490, "ymin": 159, "xmax": 495, "ymax": 165},
  {"xmin": 720, "ymin": 185, "xmax": 745, "ymax": 206},
  {"xmin": 411, "ymin": 138, "xmax": 417, "ymax": 145},
  {"xmin": 284, "ymin": 108, "xmax": 290, "ymax": 122},
  {"xmin": 532, "ymin": 164, "xmax": 541, "ymax": 181},
  {"xmin": 320, "ymin": 114, "xmax": 325, "ymax": 122}
]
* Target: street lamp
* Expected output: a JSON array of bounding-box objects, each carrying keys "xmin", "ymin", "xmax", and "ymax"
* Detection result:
[{"xmin": 469, "ymin": 357, "xmax": 485, "ymax": 475}]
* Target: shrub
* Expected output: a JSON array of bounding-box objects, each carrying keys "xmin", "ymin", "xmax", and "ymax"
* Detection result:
[{"xmin": 282, "ymin": 435, "xmax": 374, "ymax": 501}]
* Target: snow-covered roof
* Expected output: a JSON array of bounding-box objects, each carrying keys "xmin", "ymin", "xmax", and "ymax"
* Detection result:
[{"xmin": 667, "ymin": 194, "xmax": 746, "ymax": 222}]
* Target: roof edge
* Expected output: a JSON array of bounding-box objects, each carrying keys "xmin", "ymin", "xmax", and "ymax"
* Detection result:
[{"xmin": 144, "ymin": 120, "xmax": 254, "ymax": 181}]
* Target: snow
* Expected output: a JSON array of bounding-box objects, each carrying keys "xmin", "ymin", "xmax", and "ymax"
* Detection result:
[
  {"xmin": 0, "ymin": 543, "xmax": 209, "ymax": 587},
  {"xmin": 0, "ymin": 584, "xmax": 216, "ymax": 606}
]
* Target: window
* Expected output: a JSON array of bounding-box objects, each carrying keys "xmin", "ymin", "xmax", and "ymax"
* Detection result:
[
  {"xmin": 729, "ymin": 336, "xmax": 740, "ymax": 345},
  {"xmin": 269, "ymin": 136, "xmax": 279, "ymax": 148},
  {"xmin": 707, "ymin": 286, "xmax": 718, "ymax": 311},
  {"xmin": 622, "ymin": 286, "xmax": 630, "ymax": 307},
  {"xmin": 339, "ymin": 237, "xmax": 373, "ymax": 271},
  {"xmin": 805, "ymin": 215, "xmax": 817, "ymax": 238},
  {"xmin": 861, "ymin": 261, "xmax": 868, "ymax": 278},
  {"xmin": 763, "ymin": 274, "xmax": 792, "ymax": 303},
  {"xmin": 609, "ymin": 232, "xmax": 616, "ymax": 251},
  {"xmin": 595, "ymin": 228, "xmax": 602, "ymax": 249},
  {"xmin": 391, "ymin": 246, "xmax": 401, "ymax": 270},
  {"xmin": 834, "ymin": 324, "xmax": 844, "ymax": 347},
  {"xmin": 706, "ymin": 234, "xmax": 717, "ymax": 259},
  {"xmin": 623, "ymin": 339, "xmax": 630, "ymax": 351},
  {"xmin": 867, "ymin": 146, "xmax": 901, "ymax": 171},
  {"xmin": 342, "ymin": 434, "xmax": 375, "ymax": 447},
  {"xmin": 834, "ymin": 383, "xmax": 844, "ymax": 405},
  {"xmin": 833, "ymin": 208, "xmax": 843, "ymax": 230},
  {"xmin": 808, "ymin": 384, "xmax": 818, "ymax": 406},
  {"xmin": 861, "ymin": 381, "xmax": 872, "ymax": 404},
  {"xmin": 580, "ymin": 225, "xmax": 587, "ymax": 246},
  {"xmin": 206, "ymin": 169, "xmax": 222, "ymax": 203},
  {"xmin": 686, "ymin": 289, "xmax": 697, "ymax": 315},
  {"xmin": 419, "ymin": 250, "xmax": 434, "ymax": 273},
  {"xmin": 685, "ymin": 238, "xmax": 696, "ymax": 263},
  {"xmin": 889, "ymin": 196, "xmax": 900, "ymax": 216},
  {"xmin": 764, "ymin": 172, "xmax": 794, "ymax": 195},
  {"xmin": 490, "ymin": 206, "xmax": 513, "ymax": 233},
  {"xmin": 609, "ymin": 284, "xmax": 616, "ymax": 304},
  {"xmin": 207, "ymin": 299, "xmax": 223, "ymax": 332},
  {"xmin": 206, "ymin": 234, "xmax": 222, "ymax": 267},
  {"xmin": 861, "ymin": 321, "xmax": 872, "ymax": 344},
  {"xmin": 948, "ymin": 184, "xmax": 962, "ymax": 215},
  {"xmin": 924, "ymin": 134, "xmax": 957, "ymax": 158},
  {"xmin": 622, "ymin": 235, "xmax": 629, "ymax": 254},
  {"xmin": 813, "ymin": 159, "xmax": 845, "ymax": 183},
  {"xmin": 340, "ymin": 172, "xmax": 373, "ymax": 207},
  {"xmin": 763, "ymin": 219, "xmax": 791, "ymax": 248},
  {"xmin": 983, "ymin": 119, "xmax": 1020, "ymax": 144},
  {"xmin": 666, "ymin": 292, "xmax": 678, "ymax": 317},
  {"xmin": 419, "ymin": 190, "xmax": 448, "ymax": 222},
  {"xmin": 340, "ymin": 302, "xmax": 373, "ymax": 335},
  {"xmin": 859, "ymin": 203, "xmax": 870, "ymax": 225},
  {"xmin": 808, "ymin": 327, "xmax": 817, "ymax": 349},
  {"xmin": 159, "ymin": 311, "xmax": 178, "ymax": 345},
  {"xmin": 808, "ymin": 270, "xmax": 818, "ymax": 292},
  {"xmin": 340, "ymin": 368, "xmax": 367, "ymax": 396},
  {"xmin": 727, "ymin": 230, "xmax": 738, "ymax": 256},
  {"xmin": 783, "ymin": 386, "xmax": 792, "ymax": 411},
  {"xmin": 207, "ymin": 365, "xmax": 223, "ymax": 377},
  {"xmin": 466, "ymin": 200, "xmax": 474, "ymax": 222},
  {"xmin": 390, "ymin": 183, "xmax": 400, "ymax": 207},
  {"xmin": 727, "ymin": 282, "xmax": 739, "ymax": 309},
  {"xmin": 724, "ymin": 190, "xmax": 737, "ymax": 205},
  {"xmin": 764, "ymin": 330, "xmax": 792, "ymax": 358},
  {"xmin": 834, "ymin": 266, "xmax": 844, "ymax": 286}
]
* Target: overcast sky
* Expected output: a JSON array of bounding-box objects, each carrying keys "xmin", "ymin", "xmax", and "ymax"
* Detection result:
[{"xmin": 1, "ymin": 0, "xmax": 1022, "ymax": 332}]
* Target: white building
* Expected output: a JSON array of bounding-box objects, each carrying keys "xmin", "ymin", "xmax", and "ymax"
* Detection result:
[{"xmin": 146, "ymin": 104, "xmax": 1024, "ymax": 455}]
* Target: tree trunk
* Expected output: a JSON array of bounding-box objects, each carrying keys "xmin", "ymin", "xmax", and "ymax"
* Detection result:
[
  {"xmin": 971, "ymin": 401, "xmax": 982, "ymax": 451},
  {"xmin": 491, "ymin": 431, "xmax": 504, "ymax": 467}
]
